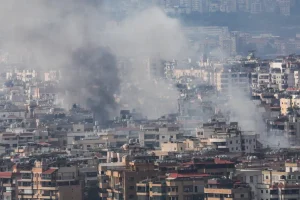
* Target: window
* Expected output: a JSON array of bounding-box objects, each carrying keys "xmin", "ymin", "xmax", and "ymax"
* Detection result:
[
  {"xmin": 266, "ymin": 176, "xmax": 269, "ymax": 180},
  {"xmin": 250, "ymin": 176, "xmax": 253, "ymax": 183},
  {"xmin": 241, "ymin": 194, "xmax": 244, "ymax": 198},
  {"xmin": 261, "ymin": 190, "xmax": 263, "ymax": 193},
  {"xmin": 183, "ymin": 186, "xmax": 193, "ymax": 193},
  {"xmin": 184, "ymin": 196, "xmax": 192, "ymax": 200},
  {"xmin": 230, "ymin": 141, "xmax": 232, "ymax": 144},
  {"xmin": 280, "ymin": 175, "xmax": 286, "ymax": 180},
  {"xmin": 266, "ymin": 190, "xmax": 268, "ymax": 193}
]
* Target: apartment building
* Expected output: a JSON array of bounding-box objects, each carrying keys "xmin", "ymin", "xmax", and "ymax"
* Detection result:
[
  {"xmin": 182, "ymin": 158, "xmax": 235, "ymax": 177},
  {"xmin": 173, "ymin": 69, "xmax": 202, "ymax": 79},
  {"xmin": 0, "ymin": 108, "xmax": 26, "ymax": 123},
  {"xmin": 0, "ymin": 132, "xmax": 34, "ymax": 149},
  {"xmin": 102, "ymin": 157, "xmax": 158, "ymax": 200},
  {"xmin": 197, "ymin": 121, "xmax": 260, "ymax": 153},
  {"xmin": 280, "ymin": 95, "xmax": 300, "ymax": 115},
  {"xmin": 236, "ymin": 169, "xmax": 262, "ymax": 199},
  {"xmin": 204, "ymin": 178, "xmax": 252, "ymax": 200},
  {"xmin": 226, "ymin": 132, "xmax": 260, "ymax": 153},
  {"xmin": 17, "ymin": 161, "xmax": 82, "ymax": 200},
  {"xmin": 251, "ymin": 72, "xmax": 270, "ymax": 89},
  {"xmin": 270, "ymin": 70, "xmax": 288, "ymax": 91},
  {"xmin": 161, "ymin": 141, "xmax": 186, "ymax": 152},
  {"xmin": 98, "ymin": 161, "xmax": 127, "ymax": 200},
  {"xmin": 136, "ymin": 173, "xmax": 210, "ymax": 200},
  {"xmin": 0, "ymin": 172, "xmax": 16, "ymax": 200},
  {"xmin": 139, "ymin": 124, "xmax": 180, "ymax": 148},
  {"xmin": 67, "ymin": 129, "xmax": 129, "ymax": 150},
  {"xmin": 6, "ymin": 69, "xmax": 37, "ymax": 82},
  {"xmin": 283, "ymin": 117, "xmax": 300, "ymax": 145},
  {"xmin": 211, "ymin": 65, "xmax": 249, "ymax": 93},
  {"xmin": 278, "ymin": 0, "xmax": 291, "ymax": 16}
]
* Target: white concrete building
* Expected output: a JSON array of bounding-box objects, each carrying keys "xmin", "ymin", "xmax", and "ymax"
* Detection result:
[
  {"xmin": 226, "ymin": 132, "xmax": 259, "ymax": 153},
  {"xmin": 139, "ymin": 124, "xmax": 180, "ymax": 148}
]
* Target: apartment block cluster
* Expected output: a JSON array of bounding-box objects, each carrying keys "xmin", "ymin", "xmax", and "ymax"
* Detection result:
[
  {"xmin": 174, "ymin": 54, "xmax": 300, "ymax": 145},
  {"xmin": 155, "ymin": 0, "xmax": 293, "ymax": 16},
  {"xmin": 2, "ymin": 54, "xmax": 300, "ymax": 200}
]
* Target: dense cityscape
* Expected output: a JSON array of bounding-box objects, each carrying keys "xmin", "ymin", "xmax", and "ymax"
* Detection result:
[{"xmin": 1, "ymin": 1, "xmax": 300, "ymax": 200}]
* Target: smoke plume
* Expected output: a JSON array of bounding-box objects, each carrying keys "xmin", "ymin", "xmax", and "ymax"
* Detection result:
[{"xmin": 0, "ymin": 1, "xmax": 191, "ymax": 120}]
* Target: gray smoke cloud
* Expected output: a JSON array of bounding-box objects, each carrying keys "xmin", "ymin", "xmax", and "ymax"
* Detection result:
[
  {"xmin": 218, "ymin": 87, "xmax": 289, "ymax": 148},
  {"xmin": 63, "ymin": 46, "xmax": 120, "ymax": 122},
  {"xmin": 0, "ymin": 0, "xmax": 191, "ymax": 121}
]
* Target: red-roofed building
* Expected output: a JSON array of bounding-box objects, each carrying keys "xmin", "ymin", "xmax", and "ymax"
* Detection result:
[
  {"xmin": 167, "ymin": 173, "xmax": 210, "ymax": 179},
  {"xmin": 0, "ymin": 172, "xmax": 12, "ymax": 178},
  {"xmin": 42, "ymin": 168, "xmax": 57, "ymax": 175},
  {"xmin": 0, "ymin": 172, "xmax": 16, "ymax": 200}
]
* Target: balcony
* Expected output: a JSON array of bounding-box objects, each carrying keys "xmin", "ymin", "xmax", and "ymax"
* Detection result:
[
  {"xmin": 41, "ymin": 174, "xmax": 53, "ymax": 180},
  {"xmin": 40, "ymin": 183, "xmax": 58, "ymax": 190},
  {"xmin": 112, "ymin": 184, "xmax": 123, "ymax": 193},
  {"xmin": 56, "ymin": 176, "xmax": 75, "ymax": 181},
  {"xmin": 113, "ymin": 193, "xmax": 124, "ymax": 200},
  {"xmin": 3, "ymin": 183, "xmax": 12, "ymax": 187},
  {"xmin": 18, "ymin": 194, "xmax": 35, "ymax": 199},
  {"xmin": 20, "ymin": 174, "xmax": 32, "ymax": 180},
  {"xmin": 204, "ymin": 188, "xmax": 232, "ymax": 195},
  {"xmin": 99, "ymin": 182, "xmax": 108, "ymax": 188},
  {"xmin": 41, "ymin": 191, "xmax": 58, "ymax": 199}
]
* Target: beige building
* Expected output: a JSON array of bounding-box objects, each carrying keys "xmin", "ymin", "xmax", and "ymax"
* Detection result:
[
  {"xmin": 204, "ymin": 178, "xmax": 252, "ymax": 200},
  {"xmin": 256, "ymin": 161, "xmax": 300, "ymax": 200},
  {"xmin": 137, "ymin": 173, "xmax": 209, "ymax": 200},
  {"xmin": 161, "ymin": 141, "xmax": 186, "ymax": 152},
  {"xmin": 184, "ymin": 138, "xmax": 201, "ymax": 150},
  {"xmin": 16, "ymin": 161, "xmax": 82, "ymax": 200},
  {"xmin": 0, "ymin": 172, "xmax": 17, "ymax": 200},
  {"xmin": 101, "ymin": 157, "xmax": 158, "ymax": 200},
  {"xmin": 280, "ymin": 95, "xmax": 300, "ymax": 115},
  {"xmin": 173, "ymin": 69, "xmax": 202, "ymax": 79},
  {"xmin": 67, "ymin": 129, "xmax": 128, "ymax": 150}
]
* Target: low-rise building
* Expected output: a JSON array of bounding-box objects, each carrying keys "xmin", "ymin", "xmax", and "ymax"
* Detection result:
[{"xmin": 204, "ymin": 178, "xmax": 252, "ymax": 200}]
